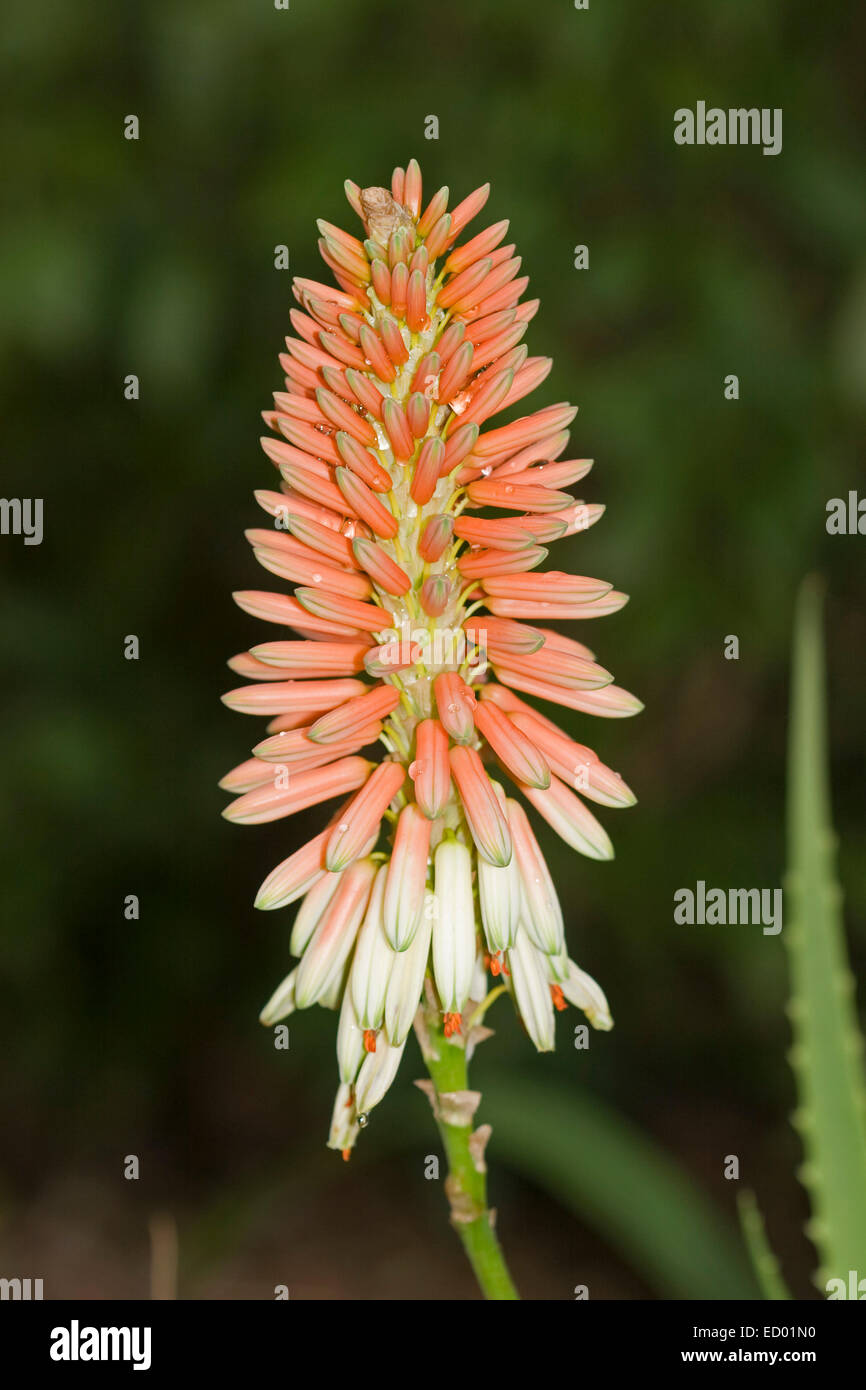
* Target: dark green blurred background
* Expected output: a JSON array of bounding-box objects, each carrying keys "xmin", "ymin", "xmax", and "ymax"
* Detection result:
[{"xmin": 1, "ymin": 0, "xmax": 864, "ymax": 1299}]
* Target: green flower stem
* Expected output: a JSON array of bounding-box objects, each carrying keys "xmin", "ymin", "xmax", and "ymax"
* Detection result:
[{"xmin": 419, "ymin": 1014, "xmax": 519, "ymax": 1300}]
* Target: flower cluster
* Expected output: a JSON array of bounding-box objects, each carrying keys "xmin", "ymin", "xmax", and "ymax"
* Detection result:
[{"xmin": 221, "ymin": 160, "xmax": 640, "ymax": 1155}]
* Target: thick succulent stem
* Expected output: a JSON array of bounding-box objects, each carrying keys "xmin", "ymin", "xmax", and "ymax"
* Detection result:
[
  {"xmin": 785, "ymin": 576, "xmax": 866, "ymax": 1287},
  {"xmin": 416, "ymin": 1008, "xmax": 519, "ymax": 1300}
]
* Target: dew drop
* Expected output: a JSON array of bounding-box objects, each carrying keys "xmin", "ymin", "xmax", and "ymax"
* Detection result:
[
  {"xmin": 357, "ymin": 1112, "xmax": 369, "ymax": 1128},
  {"xmin": 338, "ymin": 821, "xmax": 349, "ymax": 833},
  {"xmin": 312, "ymin": 572, "xmax": 322, "ymax": 584},
  {"xmin": 409, "ymin": 759, "xmax": 425, "ymax": 779}
]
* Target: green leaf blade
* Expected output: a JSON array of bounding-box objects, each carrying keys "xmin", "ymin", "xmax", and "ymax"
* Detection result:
[
  {"xmin": 484, "ymin": 1073, "xmax": 760, "ymax": 1299},
  {"xmin": 785, "ymin": 576, "xmax": 866, "ymax": 1289}
]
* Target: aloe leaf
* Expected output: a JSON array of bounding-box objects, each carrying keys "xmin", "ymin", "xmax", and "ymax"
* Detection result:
[
  {"xmin": 736, "ymin": 1190, "xmax": 791, "ymax": 1300},
  {"xmin": 785, "ymin": 576, "xmax": 866, "ymax": 1290}
]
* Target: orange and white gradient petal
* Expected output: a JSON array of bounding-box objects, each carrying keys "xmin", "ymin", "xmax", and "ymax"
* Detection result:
[{"xmin": 221, "ymin": 159, "xmax": 640, "ymax": 1152}]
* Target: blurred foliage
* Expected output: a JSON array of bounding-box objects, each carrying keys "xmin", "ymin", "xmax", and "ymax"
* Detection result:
[
  {"xmin": 485, "ymin": 1074, "xmax": 760, "ymax": 1299},
  {"xmin": 0, "ymin": 0, "xmax": 864, "ymax": 1297},
  {"xmin": 738, "ymin": 1190, "xmax": 791, "ymax": 1301}
]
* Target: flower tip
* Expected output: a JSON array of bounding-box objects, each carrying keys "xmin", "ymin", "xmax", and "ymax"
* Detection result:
[
  {"xmin": 258, "ymin": 968, "xmax": 297, "ymax": 1025},
  {"xmin": 585, "ymin": 828, "xmax": 615, "ymax": 862},
  {"xmin": 560, "ymin": 960, "xmax": 614, "ymax": 1030}
]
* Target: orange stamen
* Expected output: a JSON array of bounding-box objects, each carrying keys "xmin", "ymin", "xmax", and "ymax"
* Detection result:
[
  {"xmin": 551, "ymin": 984, "xmax": 567, "ymax": 1012},
  {"xmin": 443, "ymin": 1011, "xmax": 463, "ymax": 1038},
  {"xmin": 363, "ymin": 1028, "xmax": 377, "ymax": 1053}
]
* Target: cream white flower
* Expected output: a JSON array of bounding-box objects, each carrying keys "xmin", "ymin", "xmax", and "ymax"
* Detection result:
[
  {"xmin": 328, "ymin": 1082, "xmax": 359, "ymax": 1155},
  {"xmin": 385, "ymin": 891, "xmax": 435, "ymax": 1046},
  {"xmin": 508, "ymin": 799, "xmax": 565, "ymax": 956},
  {"xmin": 508, "ymin": 926, "xmax": 555, "ymax": 1052},
  {"xmin": 383, "ymin": 803, "xmax": 432, "ymax": 950},
  {"xmin": 559, "ymin": 957, "xmax": 613, "ymax": 1031},
  {"xmin": 432, "ymin": 839, "xmax": 476, "ymax": 1030},
  {"xmin": 354, "ymin": 1034, "xmax": 407, "ymax": 1115},
  {"xmin": 477, "ymin": 853, "xmax": 521, "ymax": 955},
  {"xmin": 349, "ymin": 864, "xmax": 393, "ymax": 1031},
  {"xmin": 337, "ymin": 987, "xmax": 365, "ymax": 1085},
  {"xmin": 258, "ymin": 967, "xmax": 297, "ymax": 1027}
]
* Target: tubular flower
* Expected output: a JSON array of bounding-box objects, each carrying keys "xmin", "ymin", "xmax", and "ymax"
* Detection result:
[{"xmin": 222, "ymin": 160, "xmax": 640, "ymax": 1154}]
